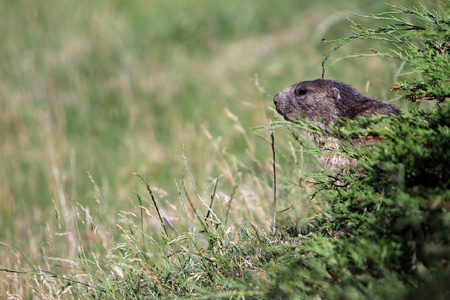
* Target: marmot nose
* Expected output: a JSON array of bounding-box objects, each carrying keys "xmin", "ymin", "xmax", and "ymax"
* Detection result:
[{"xmin": 273, "ymin": 93, "xmax": 280, "ymax": 105}]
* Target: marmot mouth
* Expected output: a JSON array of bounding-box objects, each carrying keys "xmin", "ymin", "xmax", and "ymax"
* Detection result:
[
  {"xmin": 275, "ymin": 106, "xmax": 291, "ymax": 119},
  {"xmin": 275, "ymin": 106, "xmax": 282, "ymax": 114}
]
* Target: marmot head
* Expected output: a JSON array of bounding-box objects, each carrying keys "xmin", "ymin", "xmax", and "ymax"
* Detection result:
[{"xmin": 273, "ymin": 79, "xmax": 400, "ymax": 123}]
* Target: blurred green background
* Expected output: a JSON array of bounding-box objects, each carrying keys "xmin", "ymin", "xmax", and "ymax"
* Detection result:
[{"xmin": 0, "ymin": 0, "xmax": 427, "ymax": 248}]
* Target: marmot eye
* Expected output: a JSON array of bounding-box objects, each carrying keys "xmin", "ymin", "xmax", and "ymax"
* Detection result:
[{"xmin": 295, "ymin": 87, "xmax": 308, "ymax": 96}]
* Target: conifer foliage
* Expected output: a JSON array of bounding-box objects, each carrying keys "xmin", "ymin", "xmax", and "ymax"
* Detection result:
[{"xmin": 281, "ymin": 3, "xmax": 450, "ymax": 298}]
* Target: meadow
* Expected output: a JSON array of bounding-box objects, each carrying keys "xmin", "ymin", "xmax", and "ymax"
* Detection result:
[{"xmin": 0, "ymin": 0, "xmax": 443, "ymax": 298}]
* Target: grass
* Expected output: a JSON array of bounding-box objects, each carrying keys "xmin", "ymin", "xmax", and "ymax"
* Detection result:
[{"xmin": 0, "ymin": 0, "xmax": 435, "ymax": 298}]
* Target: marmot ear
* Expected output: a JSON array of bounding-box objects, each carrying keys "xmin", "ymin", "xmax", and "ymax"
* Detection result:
[{"xmin": 327, "ymin": 87, "xmax": 341, "ymax": 101}]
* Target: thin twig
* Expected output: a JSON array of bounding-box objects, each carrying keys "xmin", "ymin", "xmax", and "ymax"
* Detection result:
[{"xmin": 271, "ymin": 123, "xmax": 277, "ymax": 236}]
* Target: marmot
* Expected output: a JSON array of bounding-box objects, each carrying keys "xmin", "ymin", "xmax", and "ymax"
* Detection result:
[{"xmin": 273, "ymin": 79, "xmax": 400, "ymax": 170}]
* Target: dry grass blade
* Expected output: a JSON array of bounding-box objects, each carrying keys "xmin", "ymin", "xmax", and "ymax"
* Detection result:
[
  {"xmin": 134, "ymin": 173, "xmax": 170, "ymax": 239},
  {"xmin": 205, "ymin": 175, "xmax": 219, "ymax": 226}
]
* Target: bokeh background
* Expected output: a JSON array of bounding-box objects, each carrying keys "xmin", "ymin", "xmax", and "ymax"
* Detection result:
[{"xmin": 0, "ymin": 0, "xmax": 428, "ymax": 280}]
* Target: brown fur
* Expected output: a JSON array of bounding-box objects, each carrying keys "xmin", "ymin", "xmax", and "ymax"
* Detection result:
[{"xmin": 273, "ymin": 79, "xmax": 400, "ymax": 170}]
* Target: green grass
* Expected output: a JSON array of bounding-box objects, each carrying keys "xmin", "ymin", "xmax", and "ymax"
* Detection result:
[{"xmin": 0, "ymin": 0, "xmax": 436, "ymax": 298}]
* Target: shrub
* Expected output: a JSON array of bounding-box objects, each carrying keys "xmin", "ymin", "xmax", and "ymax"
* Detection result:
[{"xmin": 269, "ymin": 3, "xmax": 450, "ymax": 298}]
